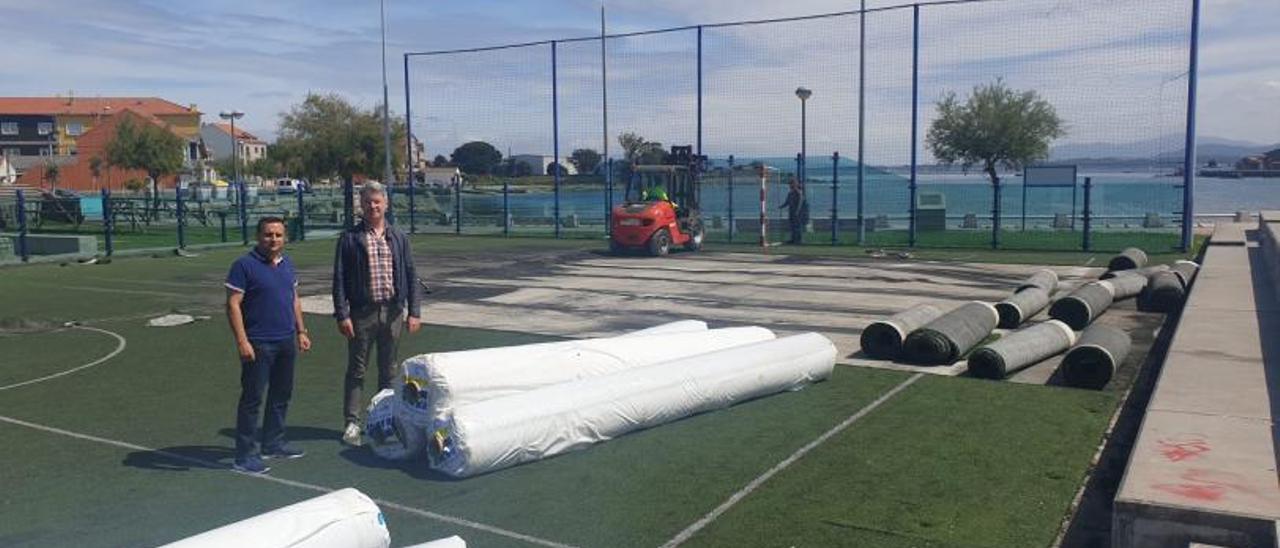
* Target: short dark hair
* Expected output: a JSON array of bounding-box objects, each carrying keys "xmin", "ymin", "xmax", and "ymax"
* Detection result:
[{"xmin": 257, "ymin": 216, "xmax": 286, "ymax": 235}]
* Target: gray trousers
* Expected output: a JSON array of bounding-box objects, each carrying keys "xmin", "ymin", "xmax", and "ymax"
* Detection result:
[{"xmin": 344, "ymin": 303, "xmax": 404, "ymax": 425}]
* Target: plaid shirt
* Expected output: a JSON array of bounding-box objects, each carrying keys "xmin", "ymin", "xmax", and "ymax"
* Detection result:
[{"xmin": 366, "ymin": 228, "xmax": 395, "ymax": 303}]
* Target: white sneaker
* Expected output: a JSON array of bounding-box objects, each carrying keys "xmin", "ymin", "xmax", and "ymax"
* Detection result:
[{"xmin": 342, "ymin": 422, "xmax": 362, "ymax": 447}]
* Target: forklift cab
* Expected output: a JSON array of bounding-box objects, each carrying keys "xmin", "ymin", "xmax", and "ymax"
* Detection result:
[{"xmin": 611, "ymin": 145, "xmax": 706, "ymax": 256}]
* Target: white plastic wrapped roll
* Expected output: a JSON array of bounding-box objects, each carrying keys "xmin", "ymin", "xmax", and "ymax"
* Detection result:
[
  {"xmin": 401, "ymin": 326, "xmax": 775, "ymax": 424},
  {"xmin": 430, "ymin": 333, "xmax": 837, "ymax": 478},
  {"xmin": 365, "ymin": 389, "xmax": 423, "ymax": 461},
  {"xmin": 623, "ymin": 319, "xmax": 709, "ymax": 336},
  {"xmin": 397, "ymin": 320, "xmax": 709, "ymax": 422},
  {"xmin": 160, "ymin": 488, "xmax": 389, "ymax": 548},
  {"xmin": 400, "ymin": 536, "xmax": 467, "ymax": 548}
]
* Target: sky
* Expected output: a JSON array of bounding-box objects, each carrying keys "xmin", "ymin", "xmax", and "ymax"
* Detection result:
[{"xmin": 0, "ymin": 0, "xmax": 1275, "ymax": 162}]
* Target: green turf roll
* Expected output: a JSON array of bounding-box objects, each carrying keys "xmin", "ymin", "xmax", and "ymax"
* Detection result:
[
  {"xmin": 1106, "ymin": 247, "xmax": 1148, "ymax": 273},
  {"xmin": 1014, "ymin": 269, "xmax": 1058, "ymax": 294},
  {"xmin": 996, "ymin": 287, "xmax": 1050, "ymax": 328},
  {"xmin": 1170, "ymin": 260, "xmax": 1199, "ymax": 288},
  {"xmin": 1061, "ymin": 325, "xmax": 1131, "ymax": 390},
  {"xmin": 859, "ymin": 304, "xmax": 944, "ymax": 360},
  {"xmin": 968, "ymin": 320, "xmax": 1076, "ymax": 379},
  {"xmin": 1145, "ymin": 271, "xmax": 1187, "ymax": 313},
  {"xmin": 1100, "ymin": 264, "xmax": 1168, "ymax": 280},
  {"xmin": 1048, "ymin": 281, "xmax": 1114, "ymax": 330},
  {"xmin": 1106, "ymin": 272, "xmax": 1148, "ymax": 301},
  {"xmin": 902, "ymin": 301, "xmax": 999, "ymax": 365}
]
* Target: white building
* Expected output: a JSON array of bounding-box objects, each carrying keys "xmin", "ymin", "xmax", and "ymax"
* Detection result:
[
  {"xmin": 200, "ymin": 123, "xmax": 267, "ymax": 165},
  {"xmin": 509, "ymin": 154, "xmax": 577, "ymax": 176},
  {"xmin": 0, "ymin": 154, "xmax": 15, "ymax": 185},
  {"xmin": 419, "ymin": 167, "xmax": 461, "ymax": 188}
]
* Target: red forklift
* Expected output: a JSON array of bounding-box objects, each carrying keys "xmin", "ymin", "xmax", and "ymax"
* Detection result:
[{"xmin": 609, "ymin": 146, "xmax": 705, "ymax": 256}]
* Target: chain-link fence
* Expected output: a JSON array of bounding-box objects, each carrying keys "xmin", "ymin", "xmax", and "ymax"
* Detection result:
[
  {"xmin": 0, "ymin": 185, "xmax": 358, "ymax": 262},
  {"xmin": 403, "ymin": 0, "xmax": 1196, "ymax": 252}
]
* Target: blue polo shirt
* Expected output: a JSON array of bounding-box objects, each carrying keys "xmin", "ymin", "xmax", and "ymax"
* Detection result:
[{"xmin": 225, "ymin": 248, "xmax": 298, "ymax": 343}]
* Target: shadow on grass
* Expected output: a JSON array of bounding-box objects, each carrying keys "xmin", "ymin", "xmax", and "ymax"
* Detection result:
[
  {"xmin": 122, "ymin": 445, "xmax": 232, "ymax": 472},
  {"xmin": 335, "ymin": 446, "xmax": 459, "ymax": 482},
  {"xmin": 216, "ymin": 425, "xmax": 343, "ymax": 443}
]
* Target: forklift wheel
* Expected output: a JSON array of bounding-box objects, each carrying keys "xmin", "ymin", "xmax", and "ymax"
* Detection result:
[
  {"xmin": 648, "ymin": 228, "xmax": 671, "ymax": 257},
  {"xmin": 684, "ymin": 221, "xmax": 704, "ymax": 252}
]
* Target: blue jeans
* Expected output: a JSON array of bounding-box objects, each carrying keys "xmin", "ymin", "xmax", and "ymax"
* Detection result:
[{"xmin": 236, "ymin": 338, "xmax": 297, "ymax": 460}]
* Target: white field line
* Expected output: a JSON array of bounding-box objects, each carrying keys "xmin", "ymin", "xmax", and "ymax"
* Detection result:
[
  {"xmin": 660, "ymin": 373, "xmax": 925, "ymax": 548},
  {"xmin": 0, "ymin": 414, "xmax": 577, "ymax": 548},
  {"xmin": 0, "ymin": 326, "xmax": 127, "ymax": 391}
]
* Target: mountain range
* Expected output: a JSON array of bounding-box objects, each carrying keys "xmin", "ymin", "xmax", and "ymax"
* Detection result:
[{"xmin": 1050, "ymin": 135, "xmax": 1277, "ymax": 163}]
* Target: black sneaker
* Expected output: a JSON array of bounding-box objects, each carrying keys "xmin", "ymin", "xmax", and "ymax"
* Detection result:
[
  {"xmin": 232, "ymin": 455, "xmax": 271, "ymax": 474},
  {"xmin": 262, "ymin": 445, "xmax": 306, "ymax": 460}
]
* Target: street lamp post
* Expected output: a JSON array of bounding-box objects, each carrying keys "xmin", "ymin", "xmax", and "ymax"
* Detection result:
[
  {"xmin": 219, "ymin": 110, "xmax": 246, "ymax": 244},
  {"xmin": 795, "ymin": 87, "xmax": 811, "ymax": 182},
  {"xmin": 795, "ymin": 87, "xmax": 812, "ymax": 241}
]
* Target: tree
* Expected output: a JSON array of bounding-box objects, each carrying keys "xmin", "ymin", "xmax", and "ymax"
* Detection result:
[
  {"xmin": 89, "ymin": 156, "xmax": 103, "ymax": 188},
  {"xmin": 105, "ymin": 116, "xmax": 184, "ymax": 215},
  {"xmin": 926, "ymin": 79, "xmax": 1065, "ymax": 187},
  {"xmin": 569, "ymin": 148, "xmax": 601, "ymax": 175},
  {"xmin": 432, "ymin": 154, "xmax": 449, "ymax": 167},
  {"xmin": 42, "ymin": 161, "xmax": 60, "ymax": 189},
  {"xmin": 276, "ymin": 93, "xmax": 407, "ymax": 184},
  {"xmin": 546, "ymin": 161, "xmax": 568, "ymax": 177},
  {"xmin": 450, "ymin": 141, "xmax": 502, "ymax": 175},
  {"xmin": 617, "ymin": 132, "xmax": 666, "ymax": 166}
]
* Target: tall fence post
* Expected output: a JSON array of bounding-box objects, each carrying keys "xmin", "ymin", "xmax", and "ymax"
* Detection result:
[
  {"xmin": 1180, "ymin": 0, "xmax": 1201, "ymax": 252},
  {"xmin": 909, "ymin": 3, "xmax": 920, "ymax": 248},
  {"xmin": 758, "ymin": 165, "xmax": 768, "ymax": 248},
  {"xmin": 404, "ymin": 52, "xmax": 417, "ymax": 235},
  {"xmin": 697, "ymin": 26, "xmax": 703, "ymax": 158},
  {"xmin": 551, "ymin": 40, "xmax": 562, "ymax": 239},
  {"xmin": 605, "ymin": 158, "xmax": 613, "ymax": 235},
  {"xmin": 992, "ymin": 180, "xmax": 1002, "ymax": 249},
  {"xmin": 856, "ymin": 0, "xmax": 867, "ymax": 247},
  {"xmin": 102, "ymin": 188, "xmax": 114, "ymax": 257},
  {"xmin": 343, "ymin": 179, "xmax": 354, "ymax": 230},
  {"xmin": 296, "ymin": 187, "xmax": 306, "ymax": 242},
  {"xmin": 16, "ymin": 189, "xmax": 28, "ymax": 262},
  {"xmin": 239, "ymin": 182, "xmax": 250, "ymax": 245},
  {"xmin": 503, "ymin": 176, "xmax": 511, "ymax": 236},
  {"xmin": 727, "ymin": 155, "xmax": 735, "ymax": 243},
  {"xmin": 176, "ymin": 183, "xmax": 186, "ymax": 249},
  {"xmin": 454, "ymin": 178, "xmax": 462, "ymax": 235},
  {"xmin": 831, "ymin": 152, "xmax": 840, "ymax": 245},
  {"xmin": 1082, "ymin": 176, "xmax": 1093, "ymax": 251}
]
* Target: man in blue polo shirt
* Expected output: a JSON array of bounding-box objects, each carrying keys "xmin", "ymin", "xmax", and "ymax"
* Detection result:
[{"xmin": 225, "ymin": 216, "xmax": 312, "ymax": 474}]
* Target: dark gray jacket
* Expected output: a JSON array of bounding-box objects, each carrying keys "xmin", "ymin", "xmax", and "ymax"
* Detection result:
[{"xmin": 332, "ymin": 222, "xmax": 421, "ymax": 321}]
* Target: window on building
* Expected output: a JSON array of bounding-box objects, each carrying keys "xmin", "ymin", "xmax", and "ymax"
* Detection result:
[
  {"xmin": 65, "ymin": 122, "xmax": 84, "ymax": 136},
  {"xmin": 0, "ymin": 122, "xmax": 17, "ymax": 135},
  {"xmin": 38, "ymin": 122, "xmax": 53, "ymax": 135}
]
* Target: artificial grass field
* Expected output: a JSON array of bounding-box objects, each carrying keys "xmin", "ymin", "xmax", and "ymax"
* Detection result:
[{"xmin": 0, "ymin": 236, "xmax": 1132, "ymax": 547}]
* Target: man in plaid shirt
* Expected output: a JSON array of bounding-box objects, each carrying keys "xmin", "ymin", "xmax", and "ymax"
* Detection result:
[{"xmin": 332, "ymin": 182, "xmax": 422, "ymax": 446}]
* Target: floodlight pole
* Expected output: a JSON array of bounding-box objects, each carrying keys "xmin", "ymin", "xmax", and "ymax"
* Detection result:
[
  {"xmin": 219, "ymin": 110, "xmax": 245, "ymax": 244},
  {"xmin": 1180, "ymin": 0, "xmax": 1201, "ymax": 252},
  {"xmin": 856, "ymin": 0, "xmax": 866, "ymax": 246},
  {"xmin": 379, "ymin": 0, "xmax": 398, "ymax": 225}
]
